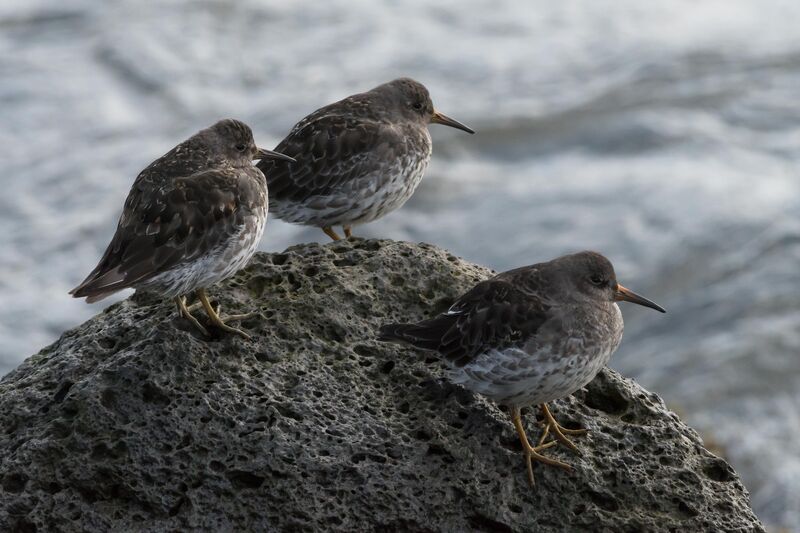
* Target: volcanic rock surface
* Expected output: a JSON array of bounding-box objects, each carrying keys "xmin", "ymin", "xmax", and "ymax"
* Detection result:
[{"xmin": 0, "ymin": 239, "xmax": 763, "ymax": 532}]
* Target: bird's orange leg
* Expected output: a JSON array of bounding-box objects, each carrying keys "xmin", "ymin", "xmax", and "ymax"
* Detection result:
[
  {"xmin": 343, "ymin": 225, "xmax": 353, "ymax": 239},
  {"xmin": 322, "ymin": 226, "xmax": 342, "ymax": 241},
  {"xmin": 510, "ymin": 406, "xmax": 569, "ymax": 486}
]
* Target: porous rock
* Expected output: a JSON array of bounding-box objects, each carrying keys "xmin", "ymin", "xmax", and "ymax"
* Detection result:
[{"xmin": 0, "ymin": 239, "xmax": 763, "ymax": 532}]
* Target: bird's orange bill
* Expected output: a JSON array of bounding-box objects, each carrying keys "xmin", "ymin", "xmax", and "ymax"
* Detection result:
[
  {"xmin": 431, "ymin": 110, "xmax": 475, "ymax": 134},
  {"xmin": 615, "ymin": 284, "xmax": 666, "ymax": 313},
  {"xmin": 255, "ymin": 147, "xmax": 296, "ymax": 163}
]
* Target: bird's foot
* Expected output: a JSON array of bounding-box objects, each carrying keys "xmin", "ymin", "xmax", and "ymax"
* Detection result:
[
  {"xmin": 175, "ymin": 296, "xmax": 210, "ymax": 337},
  {"xmin": 209, "ymin": 317, "xmax": 252, "ymax": 340},
  {"xmin": 185, "ymin": 299, "xmax": 219, "ymax": 316},
  {"xmin": 322, "ymin": 226, "xmax": 342, "ymax": 241},
  {"xmin": 220, "ymin": 311, "xmax": 257, "ymax": 323},
  {"xmin": 196, "ymin": 289, "xmax": 253, "ymax": 340},
  {"xmin": 538, "ymin": 403, "xmax": 588, "ymax": 455},
  {"xmin": 510, "ymin": 406, "xmax": 572, "ymax": 487},
  {"xmin": 522, "ymin": 440, "xmax": 570, "ymax": 486},
  {"xmin": 192, "ymin": 295, "xmax": 254, "ymax": 323},
  {"xmin": 343, "ymin": 225, "xmax": 353, "ymax": 239}
]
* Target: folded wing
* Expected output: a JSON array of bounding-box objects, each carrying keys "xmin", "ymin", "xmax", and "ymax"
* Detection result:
[
  {"xmin": 259, "ymin": 111, "xmax": 409, "ymax": 202},
  {"xmin": 380, "ymin": 278, "xmax": 551, "ymax": 367},
  {"xmin": 70, "ymin": 168, "xmax": 256, "ymax": 302}
]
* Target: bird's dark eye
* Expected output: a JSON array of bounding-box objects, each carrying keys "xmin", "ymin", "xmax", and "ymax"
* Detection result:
[
  {"xmin": 412, "ymin": 102, "xmax": 423, "ymax": 110},
  {"xmin": 590, "ymin": 275, "xmax": 605, "ymax": 286},
  {"xmin": 235, "ymin": 144, "xmax": 247, "ymax": 152}
]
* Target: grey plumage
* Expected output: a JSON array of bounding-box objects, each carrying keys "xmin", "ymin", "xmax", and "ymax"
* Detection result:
[
  {"xmin": 380, "ymin": 251, "xmax": 665, "ymax": 484},
  {"xmin": 70, "ymin": 119, "xmax": 294, "ymax": 338},
  {"xmin": 258, "ymin": 78, "xmax": 474, "ymax": 239}
]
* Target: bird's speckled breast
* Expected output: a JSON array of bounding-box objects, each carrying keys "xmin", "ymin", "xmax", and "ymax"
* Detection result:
[
  {"xmin": 345, "ymin": 130, "xmax": 432, "ymax": 226},
  {"xmin": 449, "ymin": 303, "xmax": 624, "ymax": 408},
  {"xmin": 274, "ymin": 126, "xmax": 432, "ymax": 227}
]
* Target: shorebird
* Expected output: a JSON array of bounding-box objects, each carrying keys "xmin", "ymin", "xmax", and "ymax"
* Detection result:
[
  {"xmin": 257, "ymin": 77, "xmax": 474, "ymax": 241},
  {"xmin": 70, "ymin": 119, "xmax": 294, "ymax": 339},
  {"xmin": 379, "ymin": 251, "xmax": 665, "ymax": 485}
]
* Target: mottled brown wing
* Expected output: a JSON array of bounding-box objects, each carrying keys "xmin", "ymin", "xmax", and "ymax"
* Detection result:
[
  {"xmin": 71, "ymin": 168, "xmax": 259, "ymax": 300},
  {"xmin": 380, "ymin": 278, "xmax": 551, "ymax": 367},
  {"xmin": 258, "ymin": 112, "xmax": 408, "ymax": 202}
]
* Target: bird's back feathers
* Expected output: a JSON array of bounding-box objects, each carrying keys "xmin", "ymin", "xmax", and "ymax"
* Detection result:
[
  {"xmin": 258, "ymin": 105, "xmax": 413, "ymax": 204},
  {"xmin": 379, "ymin": 275, "xmax": 552, "ymax": 367},
  {"xmin": 70, "ymin": 166, "xmax": 265, "ymax": 301}
]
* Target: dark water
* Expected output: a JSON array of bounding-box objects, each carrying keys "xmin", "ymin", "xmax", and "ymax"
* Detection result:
[{"xmin": 1, "ymin": 1, "xmax": 799, "ymax": 528}]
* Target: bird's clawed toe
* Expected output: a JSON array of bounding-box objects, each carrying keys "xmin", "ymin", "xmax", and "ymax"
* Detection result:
[
  {"xmin": 539, "ymin": 403, "xmax": 587, "ymax": 456},
  {"xmin": 184, "ymin": 299, "xmax": 219, "ymax": 316},
  {"xmin": 197, "ymin": 288, "xmax": 253, "ymax": 340},
  {"xmin": 175, "ymin": 296, "xmax": 210, "ymax": 337},
  {"xmin": 521, "ymin": 440, "xmax": 571, "ymax": 487},
  {"xmin": 175, "ymin": 289, "xmax": 256, "ymax": 340},
  {"xmin": 211, "ymin": 321, "xmax": 252, "ymax": 340},
  {"xmin": 510, "ymin": 406, "xmax": 575, "ymax": 486},
  {"xmin": 221, "ymin": 311, "xmax": 257, "ymax": 323}
]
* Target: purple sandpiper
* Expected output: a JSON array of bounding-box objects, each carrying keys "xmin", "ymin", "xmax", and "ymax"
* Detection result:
[
  {"xmin": 380, "ymin": 251, "xmax": 665, "ymax": 485},
  {"xmin": 70, "ymin": 119, "xmax": 295, "ymax": 339},
  {"xmin": 257, "ymin": 78, "xmax": 474, "ymax": 241}
]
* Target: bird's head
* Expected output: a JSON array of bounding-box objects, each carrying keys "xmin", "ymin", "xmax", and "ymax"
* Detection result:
[
  {"xmin": 553, "ymin": 251, "xmax": 665, "ymax": 313},
  {"xmin": 204, "ymin": 119, "xmax": 295, "ymax": 167},
  {"xmin": 378, "ymin": 78, "xmax": 475, "ymax": 134}
]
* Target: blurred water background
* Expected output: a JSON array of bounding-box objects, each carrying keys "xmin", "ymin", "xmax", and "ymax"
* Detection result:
[{"xmin": 1, "ymin": 0, "xmax": 799, "ymax": 528}]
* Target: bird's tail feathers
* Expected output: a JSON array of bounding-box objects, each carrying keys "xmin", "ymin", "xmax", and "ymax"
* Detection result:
[
  {"xmin": 69, "ymin": 266, "xmax": 128, "ymax": 302},
  {"xmin": 378, "ymin": 323, "xmax": 442, "ymax": 351}
]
